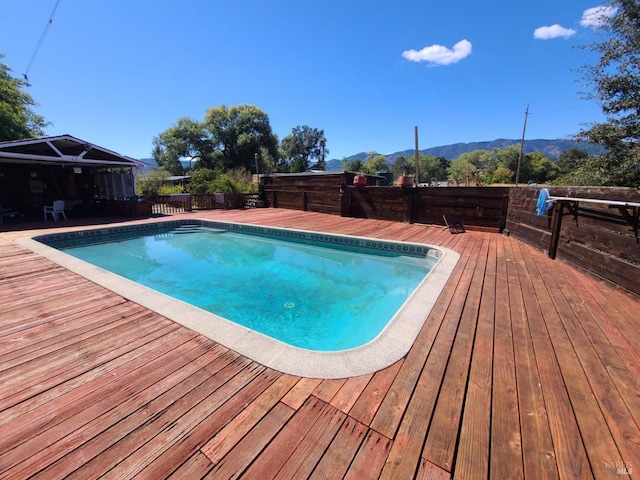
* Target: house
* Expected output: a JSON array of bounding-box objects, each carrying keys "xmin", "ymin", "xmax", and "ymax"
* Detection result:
[{"xmin": 0, "ymin": 135, "xmax": 146, "ymax": 219}]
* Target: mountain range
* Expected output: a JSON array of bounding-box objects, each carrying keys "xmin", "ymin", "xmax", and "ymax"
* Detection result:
[{"xmin": 325, "ymin": 138, "xmax": 600, "ymax": 171}]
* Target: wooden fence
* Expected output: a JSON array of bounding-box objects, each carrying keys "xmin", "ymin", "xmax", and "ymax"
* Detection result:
[
  {"xmin": 149, "ymin": 193, "xmax": 260, "ymax": 215},
  {"xmin": 347, "ymin": 186, "xmax": 510, "ymax": 230},
  {"xmin": 264, "ymin": 183, "xmax": 510, "ymax": 231},
  {"xmin": 506, "ymin": 186, "xmax": 640, "ymax": 295}
]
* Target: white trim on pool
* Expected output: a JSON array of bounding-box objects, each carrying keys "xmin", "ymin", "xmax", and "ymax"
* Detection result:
[{"xmin": 18, "ymin": 220, "xmax": 459, "ymax": 379}]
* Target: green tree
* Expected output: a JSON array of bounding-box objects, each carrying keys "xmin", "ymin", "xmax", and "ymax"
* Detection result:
[
  {"xmin": 136, "ymin": 169, "xmax": 172, "ymax": 198},
  {"xmin": 362, "ymin": 154, "xmax": 388, "ymax": 174},
  {"xmin": 152, "ymin": 117, "xmax": 213, "ymax": 175},
  {"xmin": 281, "ymin": 125, "xmax": 327, "ymax": 172},
  {"xmin": 556, "ymin": 147, "xmax": 589, "ymax": 175},
  {"xmin": 492, "ymin": 146, "xmax": 534, "ymax": 183},
  {"xmin": 391, "ymin": 155, "xmax": 413, "ymax": 178},
  {"xmin": 0, "ymin": 54, "xmax": 49, "ymax": 141},
  {"xmin": 203, "ymin": 104, "xmax": 279, "ymax": 173},
  {"xmin": 348, "ymin": 158, "xmax": 364, "ymax": 173},
  {"xmin": 447, "ymin": 158, "xmax": 479, "ymax": 185},
  {"xmin": 576, "ymin": 0, "xmax": 640, "ymax": 186},
  {"xmin": 490, "ymin": 165, "xmax": 514, "ymax": 184},
  {"xmin": 417, "ymin": 154, "xmax": 448, "ymax": 183},
  {"xmin": 529, "ymin": 153, "xmax": 558, "ymax": 183}
]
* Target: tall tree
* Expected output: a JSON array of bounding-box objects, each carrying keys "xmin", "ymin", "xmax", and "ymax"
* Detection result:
[
  {"xmin": 361, "ymin": 154, "xmax": 388, "ymax": 174},
  {"xmin": 152, "ymin": 117, "xmax": 214, "ymax": 175},
  {"xmin": 556, "ymin": 147, "xmax": 589, "ymax": 178},
  {"xmin": 281, "ymin": 125, "xmax": 327, "ymax": 172},
  {"xmin": 576, "ymin": 0, "xmax": 640, "ymax": 186},
  {"xmin": 0, "ymin": 54, "xmax": 49, "ymax": 141},
  {"xmin": 203, "ymin": 104, "xmax": 278, "ymax": 173}
]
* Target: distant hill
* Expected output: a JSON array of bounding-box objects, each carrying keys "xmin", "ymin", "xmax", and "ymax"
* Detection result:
[{"xmin": 326, "ymin": 138, "xmax": 601, "ymax": 171}]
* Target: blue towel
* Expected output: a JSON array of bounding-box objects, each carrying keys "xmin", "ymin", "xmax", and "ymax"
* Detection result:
[{"xmin": 536, "ymin": 188, "xmax": 551, "ymax": 216}]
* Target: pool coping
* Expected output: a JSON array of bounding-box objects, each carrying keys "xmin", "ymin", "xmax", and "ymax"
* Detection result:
[{"xmin": 17, "ymin": 219, "xmax": 460, "ymax": 379}]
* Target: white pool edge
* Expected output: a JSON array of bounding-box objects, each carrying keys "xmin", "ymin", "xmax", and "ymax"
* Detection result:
[{"xmin": 17, "ymin": 223, "xmax": 459, "ymax": 379}]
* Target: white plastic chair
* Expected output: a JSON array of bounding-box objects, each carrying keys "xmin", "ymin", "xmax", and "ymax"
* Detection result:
[{"xmin": 43, "ymin": 200, "xmax": 67, "ymax": 222}]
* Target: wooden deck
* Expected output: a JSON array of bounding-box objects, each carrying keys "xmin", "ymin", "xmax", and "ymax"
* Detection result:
[{"xmin": 0, "ymin": 209, "xmax": 638, "ymax": 479}]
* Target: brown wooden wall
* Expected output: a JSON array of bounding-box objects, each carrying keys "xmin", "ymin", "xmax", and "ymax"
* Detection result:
[
  {"xmin": 506, "ymin": 186, "xmax": 640, "ymax": 295},
  {"xmin": 261, "ymin": 174, "xmax": 509, "ymax": 230},
  {"xmin": 347, "ymin": 186, "xmax": 510, "ymax": 230}
]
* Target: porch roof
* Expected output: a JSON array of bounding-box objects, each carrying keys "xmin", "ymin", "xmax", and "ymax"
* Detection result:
[{"xmin": 0, "ymin": 135, "xmax": 146, "ymax": 168}]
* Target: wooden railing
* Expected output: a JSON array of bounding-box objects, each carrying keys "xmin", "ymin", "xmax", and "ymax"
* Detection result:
[{"xmin": 148, "ymin": 193, "xmax": 260, "ymax": 215}]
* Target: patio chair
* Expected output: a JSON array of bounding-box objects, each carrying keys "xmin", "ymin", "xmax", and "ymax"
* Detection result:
[
  {"xmin": 43, "ymin": 200, "xmax": 67, "ymax": 222},
  {"xmin": 443, "ymin": 214, "xmax": 465, "ymax": 234}
]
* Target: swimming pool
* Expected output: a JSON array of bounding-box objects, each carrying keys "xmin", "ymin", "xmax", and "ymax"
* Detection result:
[{"xmin": 22, "ymin": 220, "xmax": 459, "ymax": 378}]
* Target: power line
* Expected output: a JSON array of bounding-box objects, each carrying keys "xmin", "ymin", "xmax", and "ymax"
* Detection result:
[{"xmin": 23, "ymin": 0, "xmax": 61, "ymax": 84}]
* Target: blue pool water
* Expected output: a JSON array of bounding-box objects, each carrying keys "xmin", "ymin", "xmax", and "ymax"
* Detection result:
[{"xmin": 43, "ymin": 223, "xmax": 438, "ymax": 351}]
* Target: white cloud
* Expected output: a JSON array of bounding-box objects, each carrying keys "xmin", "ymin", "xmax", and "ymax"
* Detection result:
[
  {"xmin": 580, "ymin": 5, "xmax": 617, "ymax": 28},
  {"xmin": 401, "ymin": 39, "xmax": 472, "ymax": 66},
  {"xmin": 533, "ymin": 24, "xmax": 576, "ymax": 39}
]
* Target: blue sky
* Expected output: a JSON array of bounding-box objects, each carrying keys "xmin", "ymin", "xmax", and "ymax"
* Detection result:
[{"xmin": 1, "ymin": 0, "xmax": 612, "ymax": 161}]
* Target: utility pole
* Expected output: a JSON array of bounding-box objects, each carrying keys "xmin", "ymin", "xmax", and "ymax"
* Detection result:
[
  {"xmin": 414, "ymin": 126, "xmax": 420, "ymax": 187},
  {"xmin": 515, "ymin": 104, "xmax": 529, "ymax": 185}
]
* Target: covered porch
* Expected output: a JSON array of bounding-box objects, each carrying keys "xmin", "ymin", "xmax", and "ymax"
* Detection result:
[{"xmin": 0, "ymin": 135, "xmax": 146, "ymax": 223}]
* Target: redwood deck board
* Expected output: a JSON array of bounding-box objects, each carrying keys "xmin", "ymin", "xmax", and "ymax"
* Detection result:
[
  {"xmin": 1, "ymin": 209, "xmax": 639, "ymax": 478},
  {"xmin": 490, "ymin": 237, "xmax": 524, "ymax": 480},
  {"xmin": 453, "ymin": 237, "xmax": 496, "ymax": 479}
]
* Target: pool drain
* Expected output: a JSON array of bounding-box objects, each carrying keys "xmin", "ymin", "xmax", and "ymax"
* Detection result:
[{"xmin": 284, "ymin": 302, "xmax": 295, "ymax": 309}]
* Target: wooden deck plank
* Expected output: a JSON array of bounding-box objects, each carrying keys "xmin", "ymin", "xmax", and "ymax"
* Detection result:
[
  {"xmin": 453, "ymin": 236, "xmax": 496, "ymax": 479},
  {"xmin": 370, "ymin": 233, "xmax": 477, "ymax": 440},
  {"xmin": 512, "ymin": 240, "xmax": 594, "ymax": 479},
  {"xmin": 417, "ymin": 458, "xmax": 452, "ymax": 480},
  {"xmin": 0, "ymin": 314, "xmax": 174, "ymax": 409},
  {"xmin": 0, "ymin": 311, "xmax": 172, "ymax": 408},
  {"xmin": 378, "ymin": 236, "xmax": 482, "ymax": 479},
  {"xmin": 0, "ymin": 322, "xmax": 182, "ymax": 426},
  {"xmin": 563, "ymin": 262, "xmax": 640, "ymax": 380},
  {"xmin": 281, "ymin": 378, "xmax": 323, "ymax": 410},
  {"xmin": 205, "ymin": 402, "xmax": 296, "ymax": 479},
  {"xmin": 1, "ymin": 209, "xmax": 639, "ymax": 479},
  {"xmin": 0, "ymin": 329, "xmax": 206, "ymax": 455},
  {"xmin": 273, "ymin": 400, "xmax": 346, "ymax": 479},
  {"xmin": 329, "ymin": 373, "xmax": 374, "ymax": 414},
  {"xmin": 521, "ymin": 246, "xmax": 637, "ymax": 477},
  {"xmin": 166, "ymin": 451, "xmax": 215, "ymax": 479},
  {"xmin": 490, "ymin": 236, "xmax": 524, "ymax": 480},
  {"xmin": 309, "ymin": 416, "xmax": 369, "ymax": 479},
  {"xmin": 423, "ymin": 235, "xmax": 490, "ymax": 471},
  {"xmin": 62, "ymin": 355, "xmax": 255, "ymax": 480},
  {"xmin": 503, "ymin": 239, "xmax": 560, "ymax": 480},
  {"xmin": 4, "ymin": 340, "xmax": 229, "ymax": 479},
  {"xmin": 312, "ymin": 378, "xmax": 347, "ymax": 404},
  {"xmin": 239, "ymin": 396, "xmax": 333, "ymax": 480},
  {"xmin": 133, "ymin": 367, "xmax": 281, "ymax": 480},
  {"xmin": 201, "ymin": 373, "xmax": 300, "ymax": 464},
  {"xmin": 344, "ymin": 429, "xmax": 393, "ymax": 480},
  {"xmin": 348, "ymin": 360, "xmax": 403, "ymax": 426},
  {"xmin": 532, "ymin": 251, "xmax": 640, "ymax": 447},
  {"xmin": 0, "ymin": 301, "xmax": 149, "ymax": 368}
]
